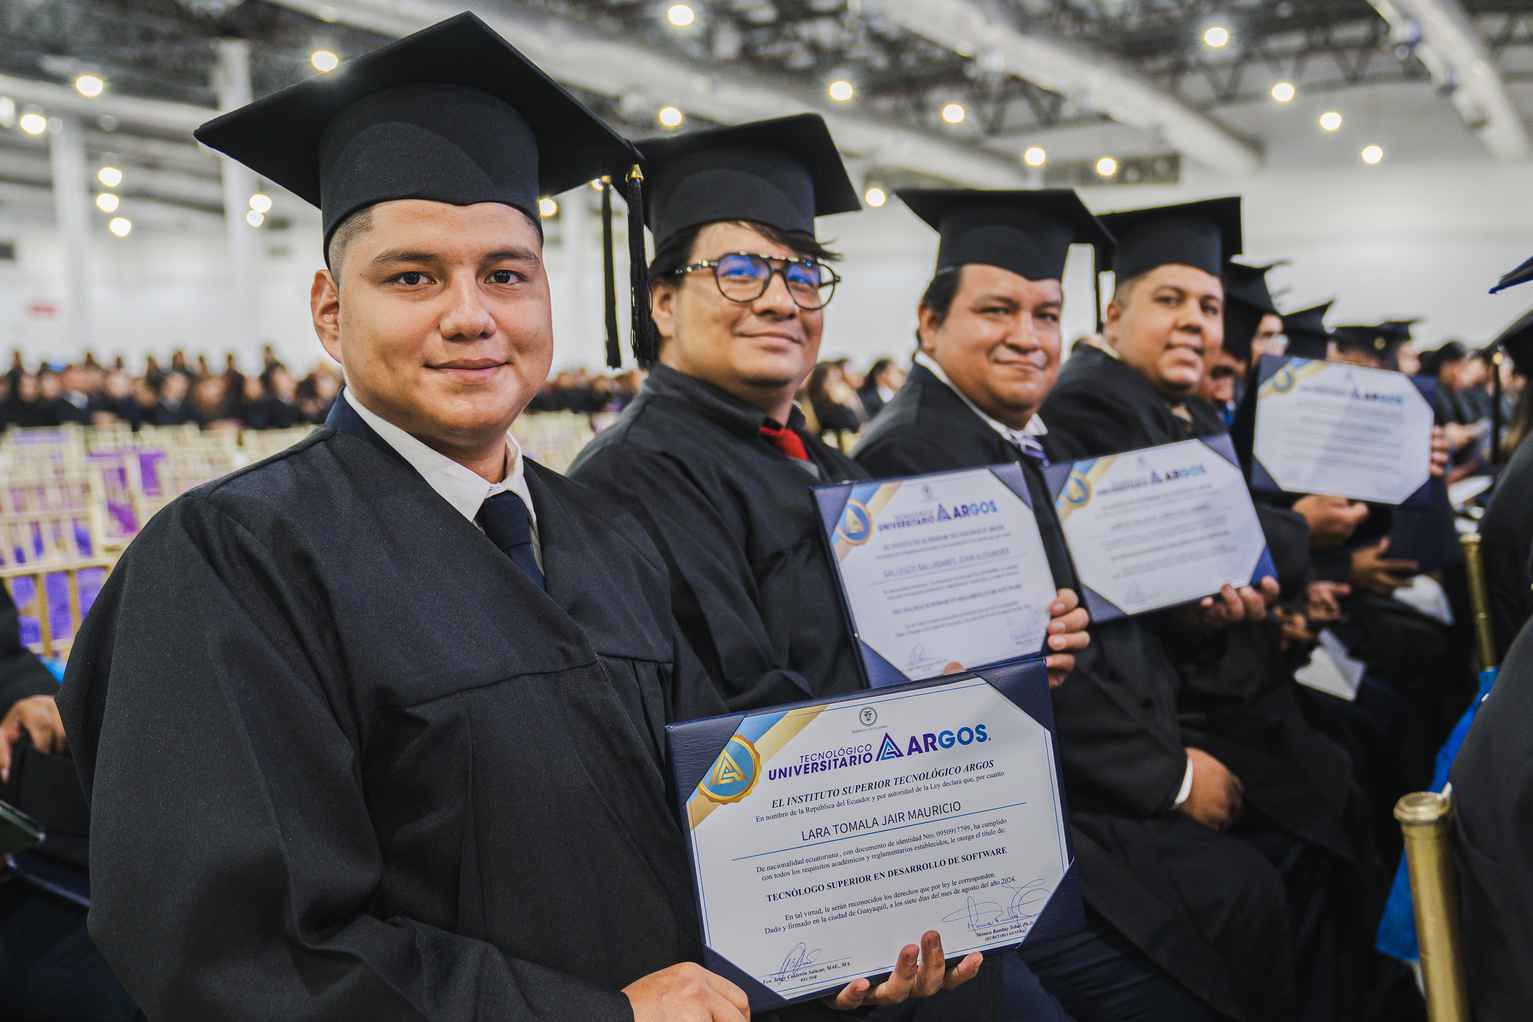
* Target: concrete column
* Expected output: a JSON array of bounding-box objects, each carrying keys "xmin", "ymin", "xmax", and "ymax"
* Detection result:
[
  {"xmin": 48, "ymin": 114, "xmax": 92, "ymax": 355},
  {"xmin": 213, "ymin": 39, "xmax": 261, "ymax": 364}
]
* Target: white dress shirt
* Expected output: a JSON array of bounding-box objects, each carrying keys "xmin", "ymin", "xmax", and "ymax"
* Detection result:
[
  {"xmin": 343, "ymin": 389, "xmax": 541, "ymax": 568},
  {"xmin": 915, "ymin": 352, "xmax": 1195, "ymax": 807},
  {"xmin": 913, "ymin": 351, "xmax": 1050, "ymax": 451}
]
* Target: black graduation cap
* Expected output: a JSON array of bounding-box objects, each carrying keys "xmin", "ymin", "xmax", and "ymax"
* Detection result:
[
  {"xmin": 1101, "ymin": 197, "xmax": 1243, "ymax": 281},
  {"xmin": 1492, "ymin": 307, "xmax": 1533, "ymax": 376},
  {"xmin": 895, "ymin": 188, "xmax": 1112, "ymax": 284},
  {"xmin": 637, "ymin": 114, "xmax": 861, "ymax": 250},
  {"xmin": 1282, "ymin": 301, "xmax": 1333, "ymax": 360},
  {"xmin": 1490, "ymin": 254, "xmax": 1533, "ymax": 294},
  {"xmin": 1332, "ymin": 324, "xmax": 1391, "ymax": 358},
  {"xmin": 192, "ymin": 12, "xmax": 649, "ymax": 367},
  {"xmin": 1222, "ymin": 260, "xmax": 1284, "ymax": 362}
]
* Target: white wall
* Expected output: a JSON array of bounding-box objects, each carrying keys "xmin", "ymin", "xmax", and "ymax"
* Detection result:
[{"xmin": 4, "ymin": 79, "xmax": 1532, "ymax": 374}]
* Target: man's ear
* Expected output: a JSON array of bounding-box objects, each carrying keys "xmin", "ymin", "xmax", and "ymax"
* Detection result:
[
  {"xmin": 915, "ymin": 305, "xmax": 941, "ymax": 356},
  {"xmin": 1102, "ymin": 298, "xmax": 1125, "ymax": 347},
  {"xmin": 649, "ymin": 281, "xmax": 678, "ymax": 351},
  {"xmin": 311, "ymin": 269, "xmax": 343, "ymax": 364}
]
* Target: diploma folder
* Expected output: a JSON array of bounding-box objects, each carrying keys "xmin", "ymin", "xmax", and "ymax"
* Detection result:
[
  {"xmin": 1239, "ymin": 355, "xmax": 1437, "ymax": 510},
  {"xmin": 666, "ymin": 660, "xmax": 1083, "ymax": 1011},
  {"xmin": 812, "ymin": 463, "xmax": 1053, "ymax": 689},
  {"xmin": 1042, "ymin": 434, "xmax": 1278, "ymax": 624}
]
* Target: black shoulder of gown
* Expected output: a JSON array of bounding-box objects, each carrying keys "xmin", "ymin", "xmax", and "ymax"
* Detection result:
[{"xmin": 58, "ymin": 419, "xmax": 712, "ymax": 1021}]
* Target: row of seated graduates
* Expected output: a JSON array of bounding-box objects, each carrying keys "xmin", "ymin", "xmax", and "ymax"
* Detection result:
[{"xmin": 0, "ymin": 351, "xmax": 341, "ymax": 433}]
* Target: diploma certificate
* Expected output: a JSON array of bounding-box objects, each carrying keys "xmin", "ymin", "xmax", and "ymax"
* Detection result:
[
  {"xmin": 1248, "ymin": 355, "xmax": 1435, "ymax": 507},
  {"xmin": 667, "ymin": 661, "xmax": 1077, "ymax": 1009},
  {"xmin": 814, "ymin": 466, "xmax": 1057, "ymax": 687},
  {"xmin": 1043, "ymin": 435, "xmax": 1276, "ymax": 621}
]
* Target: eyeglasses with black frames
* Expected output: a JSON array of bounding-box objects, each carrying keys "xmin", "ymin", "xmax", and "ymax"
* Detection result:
[{"xmin": 669, "ymin": 251, "xmax": 841, "ymax": 310}]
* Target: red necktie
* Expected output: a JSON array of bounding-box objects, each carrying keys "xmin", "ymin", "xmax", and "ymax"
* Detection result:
[{"xmin": 759, "ymin": 422, "xmax": 810, "ymax": 462}]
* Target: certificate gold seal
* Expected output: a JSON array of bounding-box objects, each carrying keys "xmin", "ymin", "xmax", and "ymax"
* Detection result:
[{"xmin": 699, "ymin": 735, "xmax": 761, "ymax": 804}]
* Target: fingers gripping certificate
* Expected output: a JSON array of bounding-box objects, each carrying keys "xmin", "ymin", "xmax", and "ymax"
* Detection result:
[
  {"xmin": 1247, "ymin": 355, "xmax": 1435, "ymax": 507},
  {"xmin": 1043, "ymin": 435, "xmax": 1276, "ymax": 621},
  {"xmin": 666, "ymin": 663, "xmax": 1078, "ymax": 1009},
  {"xmin": 813, "ymin": 465, "xmax": 1057, "ymax": 687}
]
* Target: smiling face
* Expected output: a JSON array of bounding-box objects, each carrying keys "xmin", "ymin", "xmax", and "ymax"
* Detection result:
[
  {"xmin": 651, "ymin": 221, "xmax": 824, "ymax": 415},
  {"xmin": 919, "ymin": 264, "xmax": 1062, "ymax": 429},
  {"xmin": 309, "ymin": 200, "xmax": 551, "ymax": 465},
  {"xmin": 1105, "ymin": 262, "xmax": 1224, "ymax": 401}
]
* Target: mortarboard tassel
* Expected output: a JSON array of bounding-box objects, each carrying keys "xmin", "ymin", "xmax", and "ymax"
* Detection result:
[
  {"xmin": 600, "ymin": 178, "xmax": 622, "ymax": 369},
  {"xmin": 625, "ymin": 164, "xmax": 658, "ymax": 367}
]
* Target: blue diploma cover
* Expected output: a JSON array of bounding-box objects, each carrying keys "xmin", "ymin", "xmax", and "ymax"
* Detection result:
[
  {"xmin": 667, "ymin": 661, "xmax": 1082, "ymax": 1010},
  {"xmin": 1043, "ymin": 434, "xmax": 1277, "ymax": 623},
  {"xmin": 1243, "ymin": 355, "xmax": 1436, "ymax": 509}
]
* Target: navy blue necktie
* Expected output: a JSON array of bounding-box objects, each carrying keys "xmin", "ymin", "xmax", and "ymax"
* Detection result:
[{"xmin": 476, "ymin": 491, "xmax": 545, "ymax": 590}]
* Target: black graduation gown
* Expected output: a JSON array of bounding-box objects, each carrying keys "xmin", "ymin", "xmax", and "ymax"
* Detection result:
[
  {"xmin": 58, "ymin": 402, "xmax": 713, "ymax": 1021},
  {"xmin": 569, "ymin": 364, "xmax": 867, "ymax": 712},
  {"xmin": 1450, "ymin": 617, "xmax": 1533, "ymax": 1022},
  {"xmin": 1042, "ymin": 345, "xmax": 1365, "ymax": 864},
  {"xmin": 1481, "ymin": 432, "xmax": 1533, "ymax": 662},
  {"xmin": 569, "ymin": 365, "xmax": 999, "ymax": 1022},
  {"xmin": 854, "ymin": 365, "xmax": 1294, "ymax": 1022},
  {"xmin": 1, "ymin": 583, "xmax": 55, "ymax": 713}
]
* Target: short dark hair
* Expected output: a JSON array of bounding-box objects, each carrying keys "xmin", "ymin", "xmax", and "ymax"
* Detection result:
[
  {"xmin": 1111, "ymin": 272, "xmax": 1145, "ymax": 309},
  {"xmin": 647, "ymin": 219, "xmax": 840, "ymax": 285},
  {"xmin": 324, "ymin": 204, "xmax": 544, "ymax": 279},
  {"xmin": 914, "ymin": 267, "xmax": 962, "ymax": 347},
  {"xmin": 325, "ymin": 208, "xmax": 374, "ymax": 278}
]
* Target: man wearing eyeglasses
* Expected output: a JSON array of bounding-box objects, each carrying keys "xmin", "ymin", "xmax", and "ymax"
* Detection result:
[{"xmin": 570, "ymin": 115, "xmax": 1092, "ymax": 1019}]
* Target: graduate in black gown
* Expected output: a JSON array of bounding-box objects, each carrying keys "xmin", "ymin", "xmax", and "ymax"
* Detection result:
[
  {"xmin": 853, "ymin": 188, "xmax": 1295, "ymax": 1022},
  {"xmin": 55, "ymin": 17, "xmax": 908, "ymax": 1022},
  {"xmin": 1, "ymin": 584, "xmax": 138, "ymax": 1020},
  {"xmin": 1478, "ymin": 309, "xmax": 1533, "ymax": 659},
  {"xmin": 1040, "ymin": 199, "xmax": 1380, "ymax": 1022},
  {"xmin": 570, "ymin": 116, "xmax": 1092, "ymax": 1020},
  {"xmin": 1456, "ymin": 263, "xmax": 1533, "ymax": 1019}
]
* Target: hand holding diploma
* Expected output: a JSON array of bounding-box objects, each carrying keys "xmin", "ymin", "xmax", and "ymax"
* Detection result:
[
  {"xmin": 1045, "ymin": 589, "xmax": 1090, "ymax": 689},
  {"xmin": 826, "ymin": 931, "xmax": 983, "ymax": 1009},
  {"xmin": 1193, "ymin": 576, "xmax": 1280, "ymax": 628}
]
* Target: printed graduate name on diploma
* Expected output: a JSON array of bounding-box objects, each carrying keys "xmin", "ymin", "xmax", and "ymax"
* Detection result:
[
  {"xmin": 685, "ymin": 680, "xmax": 1069, "ymax": 1001},
  {"xmin": 1252, "ymin": 357, "xmax": 1433, "ymax": 505},
  {"xmin": 1053, "ymin": 438, "xmax": 1268, "ymax": 618},
  {"xmin": 829, "ymin": 468, "xmax": 1054, "ymax": 678}
]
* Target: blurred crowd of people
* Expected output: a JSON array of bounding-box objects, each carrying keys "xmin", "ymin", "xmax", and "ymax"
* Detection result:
[{"xmin": 0, "ymin": 346, "xmax": 341, "ymax": 433}]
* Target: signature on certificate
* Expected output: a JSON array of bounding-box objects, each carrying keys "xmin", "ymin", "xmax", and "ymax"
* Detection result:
[
  {"xmin": 767, "ymin": 942, "xmax": 822, "ymax": 983},
  {"xmin": 940, "ymin": 878, "xmax": 1051, "ymax": 934}
]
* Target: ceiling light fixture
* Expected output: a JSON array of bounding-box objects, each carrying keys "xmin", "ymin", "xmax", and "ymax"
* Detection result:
[
  {"xmin": 1095, "ymin": 155, "xmax": 1119, "ymax": 178},
  {"xmin": 1023, "ymin": 145, "xmax": 1047, "ymax": 168},
  {"xmin": 538, "ymin": 196, "xmax": 559, "ymax": 218},
  {"xmin": 666, "ymin": 3, "xmax": 696, "ymax": 28},
  {"xmin": 1319, "ymin": 110, "xmax": 1343, "ymax": 132},
  {"xmin": 657, "ymin": 105, "xmax": 685, "ymax": 129},
  {"xmin": 1361, "ymin": 144, "xmax": 1384, "ymax": 165},
  {"xmin": 940, "ymin": 102, "xmax": 966, "ymax": 125},
  {"xmin": 108, "ymin": 216, "xmax": 132, "ymax": 238},
  {"xmin": 827, "ymin": 79, "xmax": 855, "ymax": 103},
  {"xmin": 245, "ymin": 209, "xmax": 266, "ymax": 228},
  {"xmin": 1270, "ymin": 81, "xmax": 1296, "ymax": 104},
  {"xmin": 248, "ymin": 192, "xmax": 273, "ymax": 214},
  {"xmin": 863, "ymin": 185, "xmax": 887, "ymax": 208},
  {"xmin": 18, "ymin": 111, "xmax": 48, "ymax": 137},
  {"xmin": 310, "ymin": 49, "xmax": 340, "ymax": 73},
  {"xmin": 97, "ymin": 165, "xmax": 123, "ymax": 188},
  {"xmin": 1203, "ymin": 25, "xmax": 1231, "ymax": 49},
  {"xmin": 95, "ymin": 193, "xmax": 120, "ymax": 214},
  {"xmin": 74, "ymin": 73, "xmax": 105, "ymax": 99}
]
